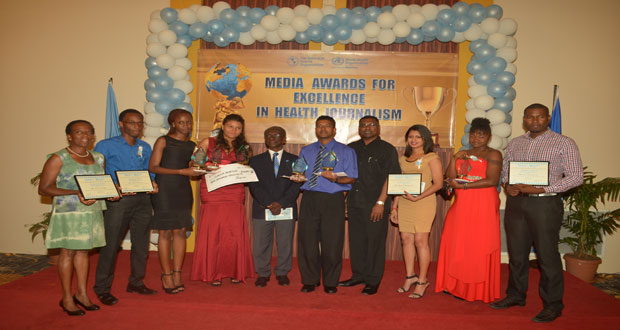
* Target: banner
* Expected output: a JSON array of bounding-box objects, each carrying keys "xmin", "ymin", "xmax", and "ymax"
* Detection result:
[{"xmin": 197, "ymin": 49, "xmax": 458, "ymax": 147}]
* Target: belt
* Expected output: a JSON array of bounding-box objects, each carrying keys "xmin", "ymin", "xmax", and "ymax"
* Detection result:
[{"xmin": 521, "ymin": 193, "xmax": 558, "ymax": 197}]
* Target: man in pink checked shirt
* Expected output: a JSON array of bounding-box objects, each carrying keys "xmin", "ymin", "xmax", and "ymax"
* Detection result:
[{"xmin": 490, "ymin": 103, "xmax": 583, "ymax": 323}]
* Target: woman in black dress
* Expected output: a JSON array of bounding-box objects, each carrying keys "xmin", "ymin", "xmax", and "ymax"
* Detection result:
[{"xmin": 149, "ymin": 109, "xmax": 200, "ymax": 293}]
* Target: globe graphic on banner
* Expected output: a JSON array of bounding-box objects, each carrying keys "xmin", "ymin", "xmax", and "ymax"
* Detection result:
[{"xmin": 204, "ymin": 63, "xmax": 252, "ymax": 131}]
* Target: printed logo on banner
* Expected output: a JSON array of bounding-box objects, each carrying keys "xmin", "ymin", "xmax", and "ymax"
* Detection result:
[
  {"xmin": 287, "ymin": 56, "xmax": 298, "ymax": 66},
  {"xmin": 331, "ymin": 57, "xmax": 344, "ymax": 66}
]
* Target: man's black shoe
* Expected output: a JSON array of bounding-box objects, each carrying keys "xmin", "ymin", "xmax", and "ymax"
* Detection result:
[
  {"xmin": 324, "ymin": 286, "xmax": 337, "ymax": 294},
  {"xmin": 255, "ymin": 277, "xmax": 269, "ymax": 287},
  {"xmin": 96, "ymin": 293, "xmax": 118, "ymax": 306},
  {"xmin": 276, "ymin": 275, "xmax": 290, "ymax": 286},
  {"xmin": 301, "ymin": 283, "xmax": 319, "ymax": 293},
  {"xmin": 489, "ymin": 296, "xmax": 526, "ymax": 309},
  {"xmin": 532, "ymin": 308, "xmax": 561, "ymax": 323},
  {"xmin": 338, "ymin": 278, "xmax": 365, "ymax": 287},
  {"xmin": 126, "ymin": 283, "xmax": 157, "ymax": 295},
  {"xmin": 361, "ymin": 284, "xmax": 378, "ymax": 295}
]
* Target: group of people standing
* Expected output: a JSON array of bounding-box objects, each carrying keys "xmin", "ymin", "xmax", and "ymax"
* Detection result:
[{"xmin": 39, "ymin": 102, "xmax": 582, "ymax": 324}]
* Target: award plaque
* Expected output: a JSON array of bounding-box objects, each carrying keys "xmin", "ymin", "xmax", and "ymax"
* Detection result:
[
  {"xmin": 388, "ymin": 174, "xmax": 422, "ymax": 195},
  {"xmin": 74, "ymin": 174, "xmax": 120, "ymax": 199},
  {"xmin": 115, "ymin": 170, "xmax": 154, "ymax": 193},
  {"xmin": 321, "ymin": 151, "xmax": 338, "ymax": 171},
  {"xmin": 265, "ymin": 207, "xmax": 294, "ymax": 221},
  {"xmin": 284, "ymin": 157, "xmax": 308, "ymax": 181},
  {"xmin": 508, "ymin": 161, "xmax": 550, "ymax": 186}
]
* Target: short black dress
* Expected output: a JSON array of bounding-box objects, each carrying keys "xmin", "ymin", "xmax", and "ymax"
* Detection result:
[{"xmin": 151, "ymin": 135, "xmax": 196, "ymax": 230}]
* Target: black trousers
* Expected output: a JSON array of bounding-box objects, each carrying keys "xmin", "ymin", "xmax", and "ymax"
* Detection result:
[
  {"xmin": 94, "ymin": 194, "xmax": 152, "ymax": 295},
  {"xmin": 297, "ymin": 191, "xmax": 346, "ymax": 287},
  {"xmin": 504, "ymin": 195, "xmax": 564, "ymax": 312},
  {"xmin": 347, "ymin": 205, "xmax": 389, "ymax": 286}
]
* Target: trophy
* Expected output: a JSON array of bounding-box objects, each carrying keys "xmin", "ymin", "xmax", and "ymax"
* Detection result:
[
  {"xmin": 235, "ymin": 144, "xmax": 251, "ymax": 165},
  {"xmin": 289, "ymin": 157, "xmax": 308, "ymax": 181},
  {"xmin": 321, "ymin": 151, "xmax": 338, "ymax": 171},
  {"xmin": 191, "ymin": 147, "xmax": 207, "ymax": 169},
  {"xmin": 413, "ymin": 86, "xmax": 447, "ymax": 129},
  {"xmin": 205, "ymin": 148, "xmax": 222, "ymax": 170}
]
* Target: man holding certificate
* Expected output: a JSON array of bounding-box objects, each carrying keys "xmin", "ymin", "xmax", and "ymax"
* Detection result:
[
  {"xmin": 94, "ymin": 109, "xmax": 158, "ymax": 305},
  {"xmin": 248, "ymin": 126, "xmax": 301, "ymax": 287},
  {"xmin": 491, "ymin": 103, "xmax": 583, "ymax": 323},
  {"xmin": 292, "ymin": 116, "xmax": 358, "ymax": 294}
]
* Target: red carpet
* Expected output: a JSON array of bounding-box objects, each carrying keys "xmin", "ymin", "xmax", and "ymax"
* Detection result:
[{"xmin": 1, "ymin": 251, "xmax": 618, "ymax": 330}]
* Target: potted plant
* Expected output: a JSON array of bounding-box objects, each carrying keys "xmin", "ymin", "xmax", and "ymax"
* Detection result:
[
  {"xmin": 560, "ymin": 169, "xmax": 620, "ymax": 282},
  {"xmin": 27, "ymin": 173, "xmax": 58, "ymax": 264}
]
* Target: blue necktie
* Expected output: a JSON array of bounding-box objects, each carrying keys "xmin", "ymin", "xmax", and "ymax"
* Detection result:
[
  {"xmin": 308, "ymin": 145, "xmax": 325, "ymax": 188},
  {"xmin": 273, "ymin": 152, "xmax": 279, "ymax": 177}
]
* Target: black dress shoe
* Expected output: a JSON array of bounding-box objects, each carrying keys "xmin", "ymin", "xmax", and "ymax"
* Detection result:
[
  {"xmin": 324, "ymin": 286, "xmax": 338, "ymax": 294},
  {"xmin": 126, "ymin": 283, "xmax": 157, "ymax": 295},
  {"xmin": 361, "ymin": 284, "xmax": 378, "ymax": 295},
  {"xmin": 338, "ymin": 278, "xmax": 365, "ymax": 287},
  {"xmin": 532, "ymin": 308, "xmax": 562, "ymax": 323},
  {"xmin": 59, "ymin": 300, "xmax": 85, "ymax": 316},
  {"xmin": 96, "ymin": 293, "xmax": 118, "ymax": 306},
  {"xmin": 489, "ymin": 296, "xmax": 526, "ymax": 309},
  {"xmin": 301, "ymin": 284, "xmax": 319, "ymax": 293},
  {"xmin": 276, "ymin": 275, "xmax": 290, "ymax": 286},
  {"xmin": 255, "ymin": 277, "xmax": 269, "ymax": 287},
  {"xmin": 73, "ymin": 295, "xmax": 100, "ymax": 311}
]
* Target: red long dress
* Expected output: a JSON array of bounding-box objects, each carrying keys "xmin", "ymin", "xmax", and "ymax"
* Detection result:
[
  {"xmin": 190, "ymin": 138, "xmax": 254, "ymax": 282},
  {"xmin": 434, "ymin": 158, "xmax": 501, "ymax": 302}
]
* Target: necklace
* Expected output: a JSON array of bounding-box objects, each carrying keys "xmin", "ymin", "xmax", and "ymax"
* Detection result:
[{"xmin": 66, "ymin": 147, "xmax": 90, "ymax": 158}]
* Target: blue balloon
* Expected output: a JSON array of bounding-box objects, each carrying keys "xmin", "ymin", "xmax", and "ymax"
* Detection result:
[
  {"xmin": 348, "ymin": 13, "xmax": 367, "ymax": 29},
  {"xmin": 464, "ymin": 123, "xmax": 471, "ymax": 133},
  {"xmin": 365, "ymin": 6, "xmax": 381, "ymax": 22},
  {"xmin": 145, "ymin": 57, "xmax": 158, "ymax": 68},
  {"xmin": 504, "ymin": 87, "xmax": 516, "ymax": 100},
  {"xmin": 307, "ymin": 25, "xmax": 325, "ymax": 42},
  {"xmin": 248, "ymin": 8, "xmax": 266, "ymax": 24},
  {"xmin": 169, "ymin": 21, "xmax": 188, "ymax": 36},
  {"xmin": 265, "ymin": 5, "xmax": 279, "ymax": 16},
  {"xmin": 437, "ymin": 9, "xmax": 456, "ymax": 24},
  {"xmin": 381, "ymin": 6, "xmax": 393, "ymax": 13},
  {"xmin": 485, "ymin": 57, "xmax": 507, "ymax": 73},
  {"xmin": 423, "ymin": 34, "xmax": 435, "ymax": 42},
  {"xmin": 336, "ymin": 8, "xmax": 352, "ymax": 25},
  {"xmin": 421, "ymin": 20, "xmax": 440, "ymax": 37},
  {"xmin": 452, "ymin": 2, "xmax": 470, "ymax": 16},
  {"xmin": 233, "ymin": 17, "xmax": 252, "ymax": 33},
  {"xmin": 321, "ymin": 14, "xmax": 340, "ymax": 31},
  {"xmin": 474, "ymin": 71, "xmax": 495, "ymax": 85},
  {"xmin": 207, "ymin": 19, "xmax": 225, "ymax": 35},
  {"xmin": 295, "ymin": 31, "xmax": 310, "ymax": 44},
  {"xmin": 176, "ymin": 102, "xmax": 193, "ymax": 113},
  {"xmin": 486, "ymin": 4, "xmax": 503, "ymax": 19},
  {"xmin": 496, "ymin": 71, "xmax": 516, "ymax": 86},
  {"xmin": 166, "ymin": 88, "xmax": 185, "ymax": 104},
  {"xmin": 468, "ymin": 3, "xmax": 487, "ymax": 23},
  {"xmin": 459, "ymin": 145, "xmax": 470, "ymax": 151},
  {"xmin": 155, "ymin": 100, "xmax": 174, "ymax": 114},
  {"xmin": 160, "ymin": 8, "xmax": 178, "ymax": 24},
  {"xmin": 147, "ymin": 66, "xmax": 166, "ymax": 79},
  {"xmin": 395, "ymin": 37, "xmax": 407, "ymax": 44},
  {"xmin": 323, "ymin": 31, "xmax": 338, "ymax": 45},
  {"xmin": 220, "ymin": 8, "xmax": 239, "ymax": 25},
  {"xmin": 467, "ymin": 60, "xmax": 485, "ymax": 75},
  {"xmin": 214, "ymin": 34, "xmax": 230, "ymax": 47},
  {"xmin": 474, "ymin": 44, "xmax": 496, "ymax": 61},
  {"xmin": 494, "ymin": 98, "xmax": 513, "ymax": 112},
  {"xmin": 461, "ymin": 134, "xmax": 470, "ymax": 147},
  {"xmin": 487, "ymin": 80, "xmax": 508, "ymax": 98},
  {"xmin": 453, "ymin": 15, "xmax": 472, "ymax": 32},
  {"xmin": 334, "ymin": 25, "xmax": 352, "ymax": 41},
  {"xmin": 155, "ymin": 76, "xmax": 174, "ymax": 90},
  {"xmin": 505, "ymin": 113, "xmax": 512, "ymax": 124},
  {"xmin": 352, "ymin": 7, "xmax": 365, "ymax": 15},
  {"xmin": 202, "ymin": 30, "xmax": 215, "ymax": 42},
  {"xmin": 236, "ymin": 6, "xmax": 251, "ymax": 17},
  {"xmin": 188, "ymin": 23, "xmax": 208, "ymax": 39},
  {"xmin": 469, "ymin": 39, "xmax": 487, "ymax": 52},
  {"xmin": 177, "ymin": 34, "xmax": 193, "ymax": 47},
  {"xmin": 144, "ymin": 79, "xmax": 157, "ymax": 91},
  {"xmin": 220, "ymin": 28, "xmax": 239, "ymax": 43},
  {"xmin": 436, "ymin": 24, "xmax": 455, "ymax": 42},
  {"xmin": 146, "ymin": 88, "xmax": 165, "ymax": 103},
  {"xmin": 407, "ymin": 29, "xmax": 424, "ymax": 45}
]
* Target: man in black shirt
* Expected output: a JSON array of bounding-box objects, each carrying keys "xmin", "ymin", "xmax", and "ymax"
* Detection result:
[{"xmin": 340, "ymin": 116, "xmax": 401, "ymax": 295}]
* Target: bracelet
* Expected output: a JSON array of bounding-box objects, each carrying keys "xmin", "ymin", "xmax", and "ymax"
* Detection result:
[{"xmin": 391, "ymin": 207, "xmax": 398, "ymax": 210}]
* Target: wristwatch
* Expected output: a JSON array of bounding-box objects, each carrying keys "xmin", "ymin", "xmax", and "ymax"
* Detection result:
[{"xmin": 376, "ymin": 201, "xmax": 384, "ymax": 205}]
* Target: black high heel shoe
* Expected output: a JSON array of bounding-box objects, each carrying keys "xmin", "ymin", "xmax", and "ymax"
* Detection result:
[
  {"xmin": 396, "ymin": 274, "xmax": 418, "ymax": 293},
  {"xmin": 161, "ymin": 273, "xmax": 180, "ymax": 294},
  {"xmin": 73, "ymin": 295, "xmax": 100, "ymax": 311},
  {"xmin": 59, "ymin": 299, "xmax": 85, "ymax": 316},
  {"xmin": 173, "ymin": 270, "xmax": 185, "ymax": 292},
  {"xmin": 409, "ymin": 281, "xmax": 430, "ymax": 299}
]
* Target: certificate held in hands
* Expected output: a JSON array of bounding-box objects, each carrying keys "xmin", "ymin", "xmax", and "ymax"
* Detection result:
[
  {"xmin": 74, "ymin": 174, "xmax": 120, "ymax": 199},
  {"xmin": 115, "ymin": 170, "xmax": 154, "ymax": 193},
  {"xmin": 388, "ymin": 174, "xmax": 422, "ymax": 195},
  {"xmin": 508, "ymin": 161, "xmax": 550, "ymax": 186}
]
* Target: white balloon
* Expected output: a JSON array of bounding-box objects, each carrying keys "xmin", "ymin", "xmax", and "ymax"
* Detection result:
[
  {"xmin": 322, "ymin": 5, "xmax": 336, "ymax": 15},
  {"xmin": 158, "ymin": 30, "xmax": 177, "ymax": 46},
  {"xmin": 499, "ymin": 18, "xmax": 518, "ymax": 36},
  {"xmin": 480, "ymin": 18, "xmax": 500, "ymax": 35},
  {"xmin": 144, "ymin": 125, "xmax": 163, "ymax": 137},
  {"xmin": 350, "ymin": 30, "xmax": 366, "ymax": 45},
  {"xmin": 167, "ymin": 66, "xmax": 187, "ymax": 81},
  {"xmin": 421, "ymin": 4, "xmax": 439, "ymax": 20},
  {"xmin": 174, "ymin": 80, "xmax": 194, "ymax": 94},
  {"xmin": 465, "ymin": 99, "xmax": 476, "ymax": 111},
  {"xmin": 144, "ymin": 102, "xmax": 156, "ymax": 114},
  {"xmin": 487, "ymin": 33, "xmax": 507, "ymax": 49},
  {"xmin": 250, "ymin": 25, "xmax": 267, "ymax": 41},
  {"xmin": 474, "ymin": 95, "xmax": 494, "ymax": 110},
  {"xmin": 464, "ymin": 24, "xmax": 483, "ymax": 41},
  {"xmin": 437, "ymin": 4, "xmax": 450, "ymax": 11},
  {"xmin": 146, "ymin": 43, "xmax": 166, "ymax": 57},
  {"xmin": 377, "ymin": 29, "xmax": 396, "ymax": 45},
  {"xmin": 148, "ymin": 19, "xmax": 168, "ymax": 34},
  {"xmin": 497, "ymin": 47, "xmax": 518, "ymax": 63},
  {"xmin": 189, "ymin": 4, "xmax": 201, "ymax": 12},
  {"xmin": 465, "ymin": 109, "xmax": 486, "ymax": 123},
  {"xmin": 178, "ymin": 8, "xmax": 198, "ymax": 25},
  {"xmin": 406, "ymin": 13, "xmax": 426, "ymax": 29},
  {"xmin": 145, "ymin": 112, "xmax": 165, "ymax": 127},
  {"xmin": 266, "ymin": 31, "xmax": 282, "ymax": 44},
  {"xmin": 212, "ymin": 1, "xmax": 231, "ymax": 17},
  {"xmin": 196, "ymin": 6, "xmax": 215, "ymax": 23},
  {"xmin": 340, "ymin": 38, "xmax": 351, "ymax": 45},
  {"xmin": 505, "ymin": 63, "xmax": 517, "ymax": 75},
  {"xmin": 488, "ymin": 134, "xmax": 502, "ymax": 149},
  {"xmin": 392, "ymin": 4, "xmax": 411, "ymax": 21},
  {"xmin": 277, "ymin": 8, "xmax": 295, "ymax": 24},
  {"xmin": 291, "ymin": 17, "xmax": 310, "ymax": 32},
  {"xmin": 377, "ymin": 12, "xmax": 397, "ymax": 28},
  {"xmin": 409, "ymin": 4, "xmax": 422, "ymax": 13},
  {"xmin": 167, "ymin": 43, "xmax": 188, "ymax": 59},
  {"xmin": 156, "ymin": 54, "xmax": 175, "ymax": 69},
  {"xmin": 238, "ymin": 32, "xmax": 255, "ymax": 45},
  {"xmin": 146, "ymin": 33, "xmax": 159, "ymax": 45},
  {"xmin": 175, "ymin": 57, "xmax": 192, "ymax": 71},
  {"xmin": 505, "ymin": 36, "xmax": 517, "ymax": 48},
  {"xmin": 307, "ymin": 8, "xmax": 323, "ymax": 25},
  {"xmin": 486, "ymin": 109, "xmax": 507, "ymax": 125},
  {"xmin": 468, "ymin": 85, "xmax": 487, "ymax": 98},
  {"xmin": 363, "ymin": 22, "xmax": 380, "ymax": 38},
  {"xmin": 184, "ymin": 95, "xmax": 191, "ymax": 103},
  {"xmin": 480, "ymin": 32, "xmax": 489, "ymax": 40},
  {"xmin": 294, "ymin": 5, "xmax": 310, "ymax": 17},
  {"xmin": 500, "ymin": 137, "xmax": 509, "ymax": 150},
  {"xmin": 183, "ymin": 73, "xmax": 190, "ymax": 81},
  {"xmin": 278, "ymin": 25, "xmax": 296, "ymax": 41},
  {"xmin": 261, "ymin": 15, "xmax": 280, "ymax": 32},
  {"xmin": 468, "ymin": 76, "xmax": 478, "ymax": 87},
  {"xmin": 143, "ymin": 136, "xmax": 158, "ymax": 148},
  {"xmin": 366, "ymin": 37, "xmax": 378, "ymax": 43},
  {"xmin": 150, "ymin": 10, "xmax": 161, "ymax": 20},
  {"xmin": 393, "ymin": 22, "xmax": 411, "ymax": 38},
  {"xmin": 452, "ymin": 31, "xmax": 466, "ymax": 43}
]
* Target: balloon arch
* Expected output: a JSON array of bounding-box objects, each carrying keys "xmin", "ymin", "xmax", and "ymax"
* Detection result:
[{"xmin": 143, "ymin": 1, "xmax": 517, "ymax": 150}]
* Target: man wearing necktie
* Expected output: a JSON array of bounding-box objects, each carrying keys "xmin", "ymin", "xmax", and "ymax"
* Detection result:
[
  {"xmin": 248, "ymin": 127, "xmax": 301, "ymax": 287},
  {"xmin": 292, "ymin": 116, "xmax": 358, "ymax": 294}
]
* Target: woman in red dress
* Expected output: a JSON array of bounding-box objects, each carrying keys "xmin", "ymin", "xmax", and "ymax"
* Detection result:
[
  {"xmin": 435, "ymin": 118, "xmax": 503, "ymax": 302},
  {"xmin": 191, "ymin": 114, "xmax": 254, "ymax": 285}
]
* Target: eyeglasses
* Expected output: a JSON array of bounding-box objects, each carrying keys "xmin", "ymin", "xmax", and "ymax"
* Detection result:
[
  {"xmin": 123, "ymin": 121, "xmax": 144, "ymax": 126},
  {"xmin": 360, "ymin": 122, "xmax": 378, "ymax": 127},
  {"xmin": 265, "ymin": 133, "xmax": 282, "ymax": 138}
]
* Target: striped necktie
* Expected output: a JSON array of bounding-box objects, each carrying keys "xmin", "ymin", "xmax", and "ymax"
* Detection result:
[
  {"xmin": 308, "ymin": 145, "xmax": 325, "ymax": 188},
  {"xmin": 273, "ymin": 152, "xmax": 279, "ymax": 177}
]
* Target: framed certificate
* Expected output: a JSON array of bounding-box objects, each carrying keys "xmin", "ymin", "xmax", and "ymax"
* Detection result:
[
  {"xmin": 508, "ymin": 161, "xmax": 550, "ymax": 186},
  {"xmin": 388, "ymin": 174, "xmax": 422, "ymax": 195},
  {"xmin": 115, "ymin": 170, "xmax": 154, "ymax": 193},
  {"xmin": 265, "ymin": 207, "xmax": 294, "ymax": 221},
  {"xmin": 74, "ymin": 174, "xmax": 120, "ymax": 199}
]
